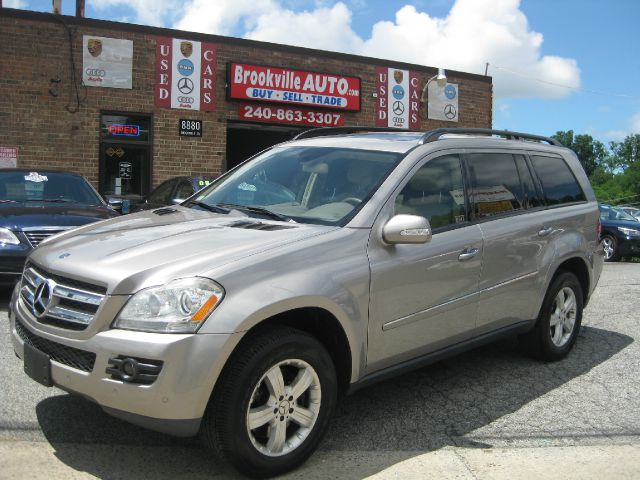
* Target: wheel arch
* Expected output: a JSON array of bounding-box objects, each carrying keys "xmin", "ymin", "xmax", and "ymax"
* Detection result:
[{"xmin": 550, "ymin": 256, "xmax": 591, "ymax": 306}]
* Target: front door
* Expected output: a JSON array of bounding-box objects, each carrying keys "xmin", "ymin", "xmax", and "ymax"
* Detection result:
[{"xmin": 366, "ymin": 153, "xmax": 483, "ymax": 374}]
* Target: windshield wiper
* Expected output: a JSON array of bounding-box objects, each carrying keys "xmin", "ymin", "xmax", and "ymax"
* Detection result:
[
  {"xmin": 219, "ymin": 204, "xmax": 295, "ymax": 223},
  {"xmin": 186, "ymin": 201, "xmax": 231, "ymax": 214},
  {"xmin": 41, "ymin": 198, "xmax": 74, "ymax": 203},
  {"xmin": 0, "ymin": 199, "xmax": 18, "ymax": 203}
]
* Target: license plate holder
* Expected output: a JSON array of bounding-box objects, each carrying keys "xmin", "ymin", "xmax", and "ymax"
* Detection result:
[{"xmin": 23, "ymin": 342, "xmax": 52, "ymax": 387}]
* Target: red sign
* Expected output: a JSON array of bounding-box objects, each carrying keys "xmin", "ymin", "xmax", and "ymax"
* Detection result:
[
  {"xmin": 239, "ymin": 104, "xmax": 345, "ymax": 127},
  {"xmin": 229, "ymin": 63, "xmax": 361, "ymax": 111},
  {"xmin": 155, "ymin": 37, "xmax": 216, "ymax": 111}
]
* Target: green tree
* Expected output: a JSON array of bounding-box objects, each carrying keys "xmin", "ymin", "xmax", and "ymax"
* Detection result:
[
  {"xmin": 552, "ymin": 130, "xmax": 608, "ymax": 177},
  {"xmin": 608, "ymin": 134, "xmax": 640, "ymax": 171}
]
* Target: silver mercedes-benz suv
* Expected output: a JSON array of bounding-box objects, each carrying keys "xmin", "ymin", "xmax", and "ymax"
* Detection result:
[{"xmin": 10, "ymin": 128, "xmax": 604, "ymax": 477}]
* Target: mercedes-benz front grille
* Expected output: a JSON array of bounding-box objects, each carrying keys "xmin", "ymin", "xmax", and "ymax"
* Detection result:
[{"xmin": 20, "ymin": 263, "xmax": 106, "ymax": 331}]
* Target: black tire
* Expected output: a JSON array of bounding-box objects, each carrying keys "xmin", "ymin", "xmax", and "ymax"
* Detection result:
[
  {"xmin": 601, "ymin": 234, "xmax": 620, "ymax": 262},
  {"xmin": 201, "ymin": 326, "xmax": 337, "ymax": 478},
  {"xmin": 520, "ymin": 271, "xmax": 583, "ymax": 361}
]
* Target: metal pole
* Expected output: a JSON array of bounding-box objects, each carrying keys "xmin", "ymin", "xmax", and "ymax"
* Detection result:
[{"xmin": 76, "ymin": 0, "xmax": 85, "ymax": 17}]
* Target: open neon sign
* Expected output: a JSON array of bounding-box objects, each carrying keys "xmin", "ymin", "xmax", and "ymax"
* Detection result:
[{"xmin": 107, "ymin": 124, "xmax": 140, "ymax": 136}]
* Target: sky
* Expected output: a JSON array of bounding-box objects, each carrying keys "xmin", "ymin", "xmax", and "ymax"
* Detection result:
[{"xmin": 5, "ymin": 0, "xmax": 640, "ymax": 146}]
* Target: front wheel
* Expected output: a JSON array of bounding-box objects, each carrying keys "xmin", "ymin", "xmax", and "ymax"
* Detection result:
[
  {"xmin": 201, "ymin": 327, "xmax": 337, "ymax": 478},
  {"xmin": 601, "ymin": 235, "xmax": 619, "ymax": 262},
  {"xmin": 520, "ymin": 271, "xmax": 584, "ymax": 361}
]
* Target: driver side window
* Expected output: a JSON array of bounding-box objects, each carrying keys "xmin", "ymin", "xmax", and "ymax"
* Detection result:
[{"xmin": 395, "ymin": 155, "xmax": 466, "ymax": 229}]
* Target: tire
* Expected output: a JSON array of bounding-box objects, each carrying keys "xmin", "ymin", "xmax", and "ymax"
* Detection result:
[
  {"xmin": 201, "ymin": 326, "xmax": 337, "ymax": 478},
  {"xmin": 601, "ymin": 235, "xmax": 620, "ymax": 262},
  {"xmin": 520, "ymin": 271, "xmax": 583, "ymax": 361}
]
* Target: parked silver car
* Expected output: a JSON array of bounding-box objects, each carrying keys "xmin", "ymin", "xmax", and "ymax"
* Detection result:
[{"xmin": 9, "ymin": 128, "xmax": 604, "ymax": 477}]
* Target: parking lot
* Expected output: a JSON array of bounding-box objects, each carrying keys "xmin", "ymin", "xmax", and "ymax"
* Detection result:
[{"xmin": 1, "ymin": 263, "xmax": 639, "ymax": 479}]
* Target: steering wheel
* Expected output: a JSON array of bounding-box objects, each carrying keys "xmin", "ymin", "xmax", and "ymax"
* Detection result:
[{"xmin": 342, "ymin": 197, "xmax": 362, "ymax": 206}]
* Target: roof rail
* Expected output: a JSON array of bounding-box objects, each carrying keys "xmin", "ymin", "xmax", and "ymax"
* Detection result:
[
  {"xmin": 293, "ymin": 126, "xmax": 417, "ymax": 140},
  {"xmin": 420, "ymin": 128, "xmax": 562, "ymax": 146}
]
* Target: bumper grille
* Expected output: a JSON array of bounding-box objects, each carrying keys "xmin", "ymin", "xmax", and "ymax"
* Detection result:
[
  {"xmin": 20, "ymin": 262, "xmax": 106, "ymax": 331},
  {"xmin": 23, "ymin": 230, "xmax": 65, "ymax": 247},
  {"xmin": 15, "ymin": 317, "xmax": 96, "ymax": 372}
]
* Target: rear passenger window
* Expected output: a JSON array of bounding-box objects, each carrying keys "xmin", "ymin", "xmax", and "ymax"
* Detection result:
[
  {"xmin": 395, "ymin": 155, "xmax": 466, "ymax": 230},
  {"xmin": 467, "ymin": 153, "xmax": 525, "ymax": 218},
  {"xmin": 530, "ymin": 155, "xmax": 586, "ymax": 205}
]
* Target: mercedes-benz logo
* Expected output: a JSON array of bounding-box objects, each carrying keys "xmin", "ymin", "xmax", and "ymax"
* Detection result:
[
  {"xmin": 32, "ymin": 280, "xmax": 54, "ymax": 318},
  {"xmin": 392, "ymin": 101, "xmax": 405, "ymax": 115},
  {"xmin": 444, "ymin": 104, "xmax": 457, "ymax": 120},
  {"xmin": 177, "ymin": 77, "xmax": 194, "ymax": 94}
]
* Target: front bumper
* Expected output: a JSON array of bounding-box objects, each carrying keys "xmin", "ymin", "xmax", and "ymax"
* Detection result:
[{"xmin": 10, "ymin": 290, "xmax": 237, "ymax": 437}]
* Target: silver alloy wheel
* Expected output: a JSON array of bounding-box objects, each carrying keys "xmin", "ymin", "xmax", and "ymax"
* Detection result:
[
  {"xmin": 602, "ymin": 237, "xmax": 615, "ymax": 260},
  {"xmin": 549, "ymin": 286, "xmax": 577, "ymax": 347},
  {"xmin": 246, "ymin": 359, "xmax": 321, "ymax": 457}
]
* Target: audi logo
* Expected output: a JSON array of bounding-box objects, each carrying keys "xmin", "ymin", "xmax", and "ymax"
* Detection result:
[
  {"xmin": 85, "ymin": 68, "xmax": 106, "ymax": 77},
  {"xmin": 177, "ymin": 96, "xmax": 194, "ymax": 104}
]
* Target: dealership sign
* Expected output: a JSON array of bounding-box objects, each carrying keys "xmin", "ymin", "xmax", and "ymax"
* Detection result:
[
  {"xmin": 228, "ymin": 63, "xmax": 361, "ymax": 111},
  {"xmin": 82, "ymin": 36, "xmax": 133, "ymax": 89},
  {"xmin": 428, "ymin": 82, "xmax": 459, "ymax": 122},
  {"xmin": 375, "ymin": 67, "xmax": 420, "ymax": 130},
  {"xmin": 155, "ymin": 37, "xmax": 217, "ymax": 111}
]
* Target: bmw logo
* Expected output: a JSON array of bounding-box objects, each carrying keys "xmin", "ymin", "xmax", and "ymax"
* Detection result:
[
  {"xmin": 392, "ymin": 85, "xmax": 405, "ymax": 100},
  {"xmin": 177, "ymin": 59, "xmax": 194, "ymax": 76},
  {"xmin": 444, "ymin": 85, "xmax": 456, "ymax": 100}
]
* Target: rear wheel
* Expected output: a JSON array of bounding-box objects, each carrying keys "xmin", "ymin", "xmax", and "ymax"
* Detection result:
[
  {"xmin": 601, "ymin": 235, "xmax": 619, "ymax": 262},
  {"xmin": 201, "ymin": 327, "xmax": 337, "ymax": 478},
  {"xmin": 520, "ymin": 271, "xmax": 583, "ymax": 361}
]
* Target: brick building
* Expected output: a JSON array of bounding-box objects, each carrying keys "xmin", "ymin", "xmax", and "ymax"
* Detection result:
[{"xmin": 0, "ymin": 8, "xmax": 492, "ymax": 203}]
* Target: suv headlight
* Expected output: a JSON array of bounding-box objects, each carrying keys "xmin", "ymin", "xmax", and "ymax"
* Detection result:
[
  {"xmin": 113, "ymin": 278, "xmax": 224, "ymax": 333},
  {"xmin": 617, "ymin": 227, "xmax": 640, "ymax": 237},
  {"xmin": 0, "ymin": 228, "xmax": 20, "ymax": 245}
]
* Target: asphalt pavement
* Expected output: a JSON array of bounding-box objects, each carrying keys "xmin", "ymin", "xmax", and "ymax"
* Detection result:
[{"xmin": 1, "ymin": 263, "xmax": 639, "ymax": 479}]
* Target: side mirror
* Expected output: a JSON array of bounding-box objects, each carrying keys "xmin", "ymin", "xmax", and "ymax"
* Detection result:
[{"xmin": 382, "ymin": 214, "xmax": 432, "ymax": 244}]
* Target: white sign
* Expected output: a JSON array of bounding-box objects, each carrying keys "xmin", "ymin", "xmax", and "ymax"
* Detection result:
[
  {"xmin": 0, "ymin": 147, "xmax": 17, "ymax": 168},
  {"xmin": 375, "ymin": 67, "xmax": 420, "ymax": 130},
  {"xmin": 82, "ymin": 36, "xmax": 133, "ymax": 89},
  {"xmin": 428, "ymin": 82, "xmax": 459, "ymax": 122}
]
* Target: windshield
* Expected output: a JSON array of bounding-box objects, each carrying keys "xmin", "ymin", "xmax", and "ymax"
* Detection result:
[
  {"xmin": 0, "ymin": 171, "xmax": 103, "ymax": 205},
  {"xmin": 600, "ymin": 205, "xmax": 638, "ymax": 222},
  {"xmin": 188, "ymin": 146, "xmax": 403, "ymax": 225}
]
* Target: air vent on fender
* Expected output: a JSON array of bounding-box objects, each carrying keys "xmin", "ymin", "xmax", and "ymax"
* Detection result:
[
  {"xmin": 227, "ymin": 220, "xmax": 295, "ymax": 231},
  {"xmin": 153, "ymin": 207, "xmax": 178, "ymax": 216}
]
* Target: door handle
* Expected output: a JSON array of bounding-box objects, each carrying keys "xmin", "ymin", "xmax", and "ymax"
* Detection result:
[
  {"xmin": 538, "ymin": 226, "xmax": 554, "ymax": 237},
  {"xmin": 458, "ymin": 247, "xmax": 479, "ymax": 261}
]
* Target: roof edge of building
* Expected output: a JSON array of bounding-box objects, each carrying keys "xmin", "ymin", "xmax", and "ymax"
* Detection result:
[{"xmin": 1, "ymin": 7, "xmax": 492, "ymax": 84}]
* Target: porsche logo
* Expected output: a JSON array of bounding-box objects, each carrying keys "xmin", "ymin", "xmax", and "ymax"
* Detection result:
[
  {"xmin": 180, "ymin": 41, "xmax": 193, "ymax": 58},
  {"xmin": 87, "ymin": 38, "xmax": 102, "ymax": 57},
  {"xmin": 393, "ymin": 70, "xmax": 403, "ymax": 84}
]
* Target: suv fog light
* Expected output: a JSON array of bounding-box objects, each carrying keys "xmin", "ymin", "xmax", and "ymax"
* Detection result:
[{"xmin": 106, "ymin": 355, "xmax": 163, "ymax": 385}]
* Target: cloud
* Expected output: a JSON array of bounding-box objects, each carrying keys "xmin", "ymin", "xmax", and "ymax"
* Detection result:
[
  {"xmin": 92, "ymin": 0, "xmax": 180, "ymax": 27},
  {"xmin": 101, "ymin": 0, "xmax": 581, "ymax": 100},
  {"xmin": 4, "ymin": 0, "xmax": 27, "ymax": 7}
]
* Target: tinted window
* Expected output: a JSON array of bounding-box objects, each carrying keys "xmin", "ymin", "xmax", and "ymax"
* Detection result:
[
  {"xmin": 395, "ymin": 155, "xmax": 466, "ymax": 229},
  {"xmin": 148, "ymin": 179, "xmax": 175, "ymax": 205},
  {"xmin": 175, "ymin": 180, "xmax": 196, "ymax": 199},
  {"xmin": 515, "ymin": 154, "xmax": 543, "ymax": 209},
  {"xmin": 530, "ymin": 155, "xmax": 586, "ymax": 205},
  {"xmin": 467, "ymin": 153, "xmax": 524, "ymax": 218}
]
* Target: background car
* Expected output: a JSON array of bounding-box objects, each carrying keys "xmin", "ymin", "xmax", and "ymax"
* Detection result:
[
  {"xmin": 0, "ymin": 169, "xmax": 119, "ymax": 285},
  {"xmin": 599, "ymin": 204, "xmax": 640, "ymax": 261},
  {"xmin": 131, "ymin": 175, "xmax": 217, "ymax": 212},
  {"xmin": 619, "ymin": 205, "xmax": 640, "ymax": 221}
]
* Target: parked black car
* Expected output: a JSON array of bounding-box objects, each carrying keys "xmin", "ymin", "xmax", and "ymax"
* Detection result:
[
  {"xmin": 0, "ymin": 169, "xmax": 119, "ymax": 285},
  {"xmin": 132, "ymin": 175, "xmax": 217, "ymax": 212},
  {"xmin": 599, "ymin": 204, "xmax": 640, "ymax": 261}
]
